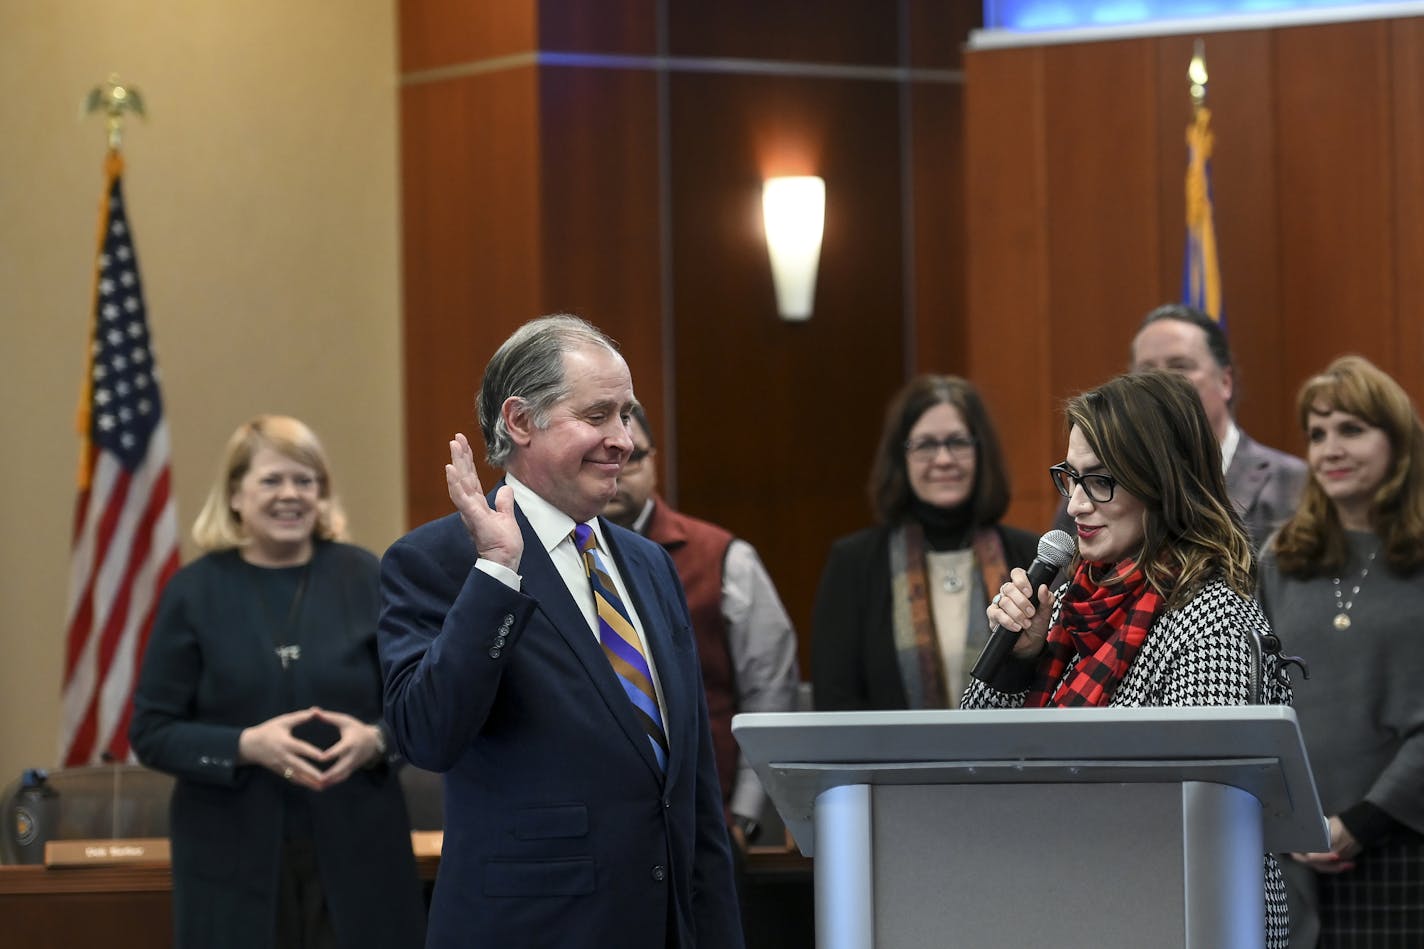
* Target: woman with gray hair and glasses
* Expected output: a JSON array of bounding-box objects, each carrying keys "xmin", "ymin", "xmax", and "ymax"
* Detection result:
[
  {"xmin": 812, "ymin": 374, "xmax": 1037, "ymax": 711},
  {"xmin": 131, "ymin": 415, "xmax": 425, "ymax": 949}
]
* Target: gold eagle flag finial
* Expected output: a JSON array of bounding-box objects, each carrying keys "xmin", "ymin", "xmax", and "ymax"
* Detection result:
[
  {"xmin": 1188, "ymin": 39, "xmax": 1209, "ymax": 111},
  {"xmin": 82, "ymin": 74, "xmax": 146, "ymax": 151}
]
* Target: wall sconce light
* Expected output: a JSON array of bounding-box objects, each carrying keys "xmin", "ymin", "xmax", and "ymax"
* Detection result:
[{"xmin": 762, "ymin": 175, "xmax": 825, "ymax": 321}]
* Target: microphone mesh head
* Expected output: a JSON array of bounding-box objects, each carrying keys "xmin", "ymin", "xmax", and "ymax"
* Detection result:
[{"xmin": 1037, "ymin": 529, "xmax": 1076, "ymax": 568}]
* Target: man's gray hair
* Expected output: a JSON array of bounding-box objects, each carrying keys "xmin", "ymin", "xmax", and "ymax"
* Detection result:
[{"xmin": 477, "ymin": 314, "xmax": 620, "ymax": 466}]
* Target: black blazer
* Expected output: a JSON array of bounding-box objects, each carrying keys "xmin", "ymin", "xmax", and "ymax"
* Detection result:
[
  {"xmin": 811, "ymin": 523, "xmax": 1039, "ymax": 710},
  {"xmin": 130, "ymin": 542, "xmax": 425, "ymax": 949},
  {"xmin": 377, "ymin": 502, "xmax": 743, "ymax": 949}
]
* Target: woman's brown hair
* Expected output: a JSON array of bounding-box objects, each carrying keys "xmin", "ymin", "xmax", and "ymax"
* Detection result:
[
  {"xmin": 1271, "ymin": 355, "xmax": 1424, "ymax": 577},
  {"xmin": 1065, "ymin": 371, "xmax": 1254, "ymax": 607}
]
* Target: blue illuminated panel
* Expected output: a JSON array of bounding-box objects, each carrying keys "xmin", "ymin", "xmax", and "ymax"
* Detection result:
[{"xmin": 986, "ymin": 0, "xmax": 1416, "ymax": 32}]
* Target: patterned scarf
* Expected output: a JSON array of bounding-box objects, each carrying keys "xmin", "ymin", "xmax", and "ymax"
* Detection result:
[
  {"xmin": 1023, "ymin": 558, "xmax": 1164, "ymax": 708},
  {"xmin": 889, "ymin": 523, "xmax": 1009, "ymax": 708}
]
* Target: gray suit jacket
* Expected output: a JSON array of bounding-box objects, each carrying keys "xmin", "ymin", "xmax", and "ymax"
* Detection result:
[
  {"xmin": 1227, "ymin": 430, "xmax": 1307, "ymax": 551},
  {"xmin": 1047, "ymin": 429, "xmax": 1306, "ymax": 552}
]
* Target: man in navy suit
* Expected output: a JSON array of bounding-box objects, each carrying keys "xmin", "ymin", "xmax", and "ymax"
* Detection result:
[{"xmin": 378, "ymin": 315, "xmax": 743, "ymax": 948}]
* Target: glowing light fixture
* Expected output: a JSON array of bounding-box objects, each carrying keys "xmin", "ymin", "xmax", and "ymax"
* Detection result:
[
  {"xmin": 977, "ymin": 0, "xmax": 1407, "ymax": 42},
  {"xmin": 762, "ymin": 175, "xmax": 825, "ymax": 321}
]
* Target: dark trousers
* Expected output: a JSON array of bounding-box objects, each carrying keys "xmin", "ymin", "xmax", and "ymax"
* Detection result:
[{"xmin": 276, "ymin": 837, "xmax": 338, "ymax": 949}]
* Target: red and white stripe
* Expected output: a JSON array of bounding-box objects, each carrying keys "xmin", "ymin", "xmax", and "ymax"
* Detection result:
[{"xmin": 59, "ymin": 422, "xmax": 179, "ymax": 766}]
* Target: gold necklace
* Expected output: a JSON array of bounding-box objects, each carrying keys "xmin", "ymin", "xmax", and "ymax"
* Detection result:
[{"xmin": 1331, "ymin": 549, "xmax": 1377, "ymax": 630}]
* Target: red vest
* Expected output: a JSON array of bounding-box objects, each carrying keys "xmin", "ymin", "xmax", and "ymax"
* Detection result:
[{"xmin": 642, "ymin": 497, "xmax": 738, "ymax": 814}]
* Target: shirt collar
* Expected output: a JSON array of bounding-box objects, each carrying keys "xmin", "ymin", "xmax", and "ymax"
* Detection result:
[
  {"xmin": 630, "ymin": 498, "xmax": 655, "ymax": 534},
  {"xmin": 504, "ymin": 472, "xmax": 611, "ymax": 554},
  {"xmin": 1220, "ymin": 421, "xmax": 1240, "ymax": 474}
]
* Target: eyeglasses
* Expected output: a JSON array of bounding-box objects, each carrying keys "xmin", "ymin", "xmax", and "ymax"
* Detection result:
[
  {"xmin": 624, "ymin": 448, "xmax": 651, "ymax": 468},
  {"xmin": 1048, "ymin": 462, "xmax": 1118, "ymax": 503},
  {"xmin": 905, "ymin": 435, "xmax": 977, "ymax": 461}
]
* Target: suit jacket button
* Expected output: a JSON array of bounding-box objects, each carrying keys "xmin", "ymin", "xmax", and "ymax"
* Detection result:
[
  {"xmin": 494, "ymin": 636, "xmax": 507, "ymax": 647},
  {"xmin": 651, "ymin": 865, "xmax": 666, "ymax": 881},
  {"xmin": 488, "ymin": 646, "xmax": 502, "ymax": 659},
  {"xmin": 502, "ymin": 613, "xmax": 515, "ymax": 626}
]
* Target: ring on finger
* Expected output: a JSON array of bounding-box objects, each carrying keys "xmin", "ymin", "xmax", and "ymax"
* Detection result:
[
  {"xmin": 991, "ymin": 593, "xmax": 1002, "ymax": 606},
  {"xmin": 282, "ymin": 766, "xmax": 294, "ymax": 781}
]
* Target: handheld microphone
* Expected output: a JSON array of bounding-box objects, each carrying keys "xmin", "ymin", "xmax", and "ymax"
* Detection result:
[{"xmin": 969, "ymin": 530, "xmax": 1076, "ymax": 683}]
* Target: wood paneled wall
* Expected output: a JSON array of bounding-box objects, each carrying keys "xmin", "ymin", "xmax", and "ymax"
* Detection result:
[
  {"xmin": 400, "ymin": 5, "xmax": 1424, "ymax": 666},
  {"xmin": 398, "ymin": 1, "xmax": 980, "ymax": 665},
  {"xmin": 966, "ymin": 16, "xmax": 1424, "ymax": 535}
]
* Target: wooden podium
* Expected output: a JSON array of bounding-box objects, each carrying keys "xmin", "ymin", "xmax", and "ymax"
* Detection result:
[{"xmin": 733, "ymin": 706, "xmax": 1328, "ymax": 949}]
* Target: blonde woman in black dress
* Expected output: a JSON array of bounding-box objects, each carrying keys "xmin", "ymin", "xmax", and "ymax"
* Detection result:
[{"xmin": 132, "ymin": 416, "xmax": 424, "ymax": 949}]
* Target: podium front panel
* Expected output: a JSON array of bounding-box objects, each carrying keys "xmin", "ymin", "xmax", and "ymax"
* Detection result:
[{"xmin": 815, "ymin": 781, "xmax": 1265, "ymax": 949}]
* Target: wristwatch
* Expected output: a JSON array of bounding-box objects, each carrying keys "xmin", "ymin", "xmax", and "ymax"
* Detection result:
[
  {"xmin": 365, "ymin": 722, "xmax": 389, "ymax": 769},
  {"xmin": 732, "ymin": 814, "xmax": 762, "ymax": 845}
]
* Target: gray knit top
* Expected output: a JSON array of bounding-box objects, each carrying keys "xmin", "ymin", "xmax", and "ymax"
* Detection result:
[{"xmin": 1259, "ymin": 531, "xmax": 1424, "ymax": 833}]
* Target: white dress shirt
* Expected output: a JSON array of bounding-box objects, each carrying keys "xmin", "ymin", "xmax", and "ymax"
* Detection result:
[{"xmin": 475, "ymin": 473, "xmax": 669, "ymax": 728}]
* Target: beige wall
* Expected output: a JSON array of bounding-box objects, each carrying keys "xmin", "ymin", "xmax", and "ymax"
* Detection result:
[{"xmin": 0, "ymin": 2, "xmax": 403, "ymax": 786}]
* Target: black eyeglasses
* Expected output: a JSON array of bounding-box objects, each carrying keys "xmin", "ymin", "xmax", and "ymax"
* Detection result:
[
  {"xmin": 1048, "ymin": 462, "xmax": 1118, "ymax": 503},
  {"xmin": 905, "ymin": 435, "xmax": 977, "ymax": 461}
]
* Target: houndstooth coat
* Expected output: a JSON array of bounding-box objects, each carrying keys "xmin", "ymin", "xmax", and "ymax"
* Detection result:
[{"xmin": 963, "ymin": 576, "xmax": 1292, "ymax": 949}]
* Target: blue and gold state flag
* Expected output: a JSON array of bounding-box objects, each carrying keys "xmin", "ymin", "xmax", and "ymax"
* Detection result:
[{"xmin": 1182, "ymin": 105, "xmax": 1224, "ymax": 328}]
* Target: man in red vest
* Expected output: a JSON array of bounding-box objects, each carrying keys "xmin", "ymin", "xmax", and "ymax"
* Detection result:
[{"xmin": 604, "ymin": 406, "xmax": 800, "ymax": 851}]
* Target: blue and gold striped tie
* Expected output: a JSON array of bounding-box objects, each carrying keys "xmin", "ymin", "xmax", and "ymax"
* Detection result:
[{"xmin": 574, "ymin": 523, "xmax": 668, "ymax": 771}]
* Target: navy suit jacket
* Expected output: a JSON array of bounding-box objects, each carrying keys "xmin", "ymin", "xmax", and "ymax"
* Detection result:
[{"xmin": 378, "ymin": 500, "xmax": 743, "ymax": 949}]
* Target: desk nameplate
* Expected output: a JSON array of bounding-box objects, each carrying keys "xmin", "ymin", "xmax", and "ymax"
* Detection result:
[{"xmin": 45, "ymin": 838, "xmax": 171, "ymax": 867}]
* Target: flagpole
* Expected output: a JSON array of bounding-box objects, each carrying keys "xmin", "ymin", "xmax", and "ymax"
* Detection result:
[
  {"xmin": 1182, "ymin": 41, "xmax": 1223, "ymax": 325},
  {"xmin": 76, "ymin": 77, "xmax": 146, "ymax": 486}
]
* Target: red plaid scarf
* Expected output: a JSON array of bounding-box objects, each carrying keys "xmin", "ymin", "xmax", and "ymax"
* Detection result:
[{"xmin": 1023, "ymin": 559, "xmax": 1164, "ymax": 708}]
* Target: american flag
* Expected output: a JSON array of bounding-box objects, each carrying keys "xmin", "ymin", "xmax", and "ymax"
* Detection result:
[{"xmin": 60, "ymin": 153, "xmax": 180, "ymax": 766}]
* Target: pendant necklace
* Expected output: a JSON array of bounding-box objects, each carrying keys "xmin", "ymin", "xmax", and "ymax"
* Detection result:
[
  {"xmin": 251, "ymin": 561, "xmax": 311, "ymax": 669},
  {"xmin": 1331, "ymin": 549, "xmax": 1377, "ymax": 630},
  {"xmin": 941, "ymin": 564, "xmax": 965, "ymax": 594}
]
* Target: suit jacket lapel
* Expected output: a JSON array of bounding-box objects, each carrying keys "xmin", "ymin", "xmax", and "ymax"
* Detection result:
[
  {"xmin": 1227, "ymin": 435, "xmax": 1269, "ymax": 511},
  {"xmin": 506, "ymin": 499, "xmax": 665, "ymax": 781}
]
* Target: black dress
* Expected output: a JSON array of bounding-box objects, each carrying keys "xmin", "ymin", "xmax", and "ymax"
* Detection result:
[{"xmin": 130, "ymin": 541, "xmax": 425, "ymax": 949}]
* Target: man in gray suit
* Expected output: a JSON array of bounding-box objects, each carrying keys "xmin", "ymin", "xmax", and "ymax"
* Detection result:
[
  {"xmin": 1130, "ymin": 303, "xmax": 1307, "ymax": 548},
  {"xmin": 1053, "ymin": 304, "xmax": 1305, "ymax": 548}
]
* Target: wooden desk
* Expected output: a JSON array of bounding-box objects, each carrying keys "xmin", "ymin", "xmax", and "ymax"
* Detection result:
[
  {"xmin": 1, "ymin": 863, "xmax": 176, "ymax": 947},
  {"xmin": 1, "ymin": 838, "xmax": 803, "ymax": 949},
  {"xmin": 0, "ymin": 839, "xmax": 442, "ymax": 948}
]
